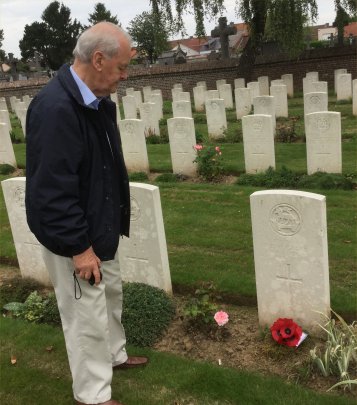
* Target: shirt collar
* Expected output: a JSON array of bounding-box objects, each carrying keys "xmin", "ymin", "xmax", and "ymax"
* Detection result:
[{"xmin": 70, "ymin": 65, "xmax": 100, "ymax": 110}]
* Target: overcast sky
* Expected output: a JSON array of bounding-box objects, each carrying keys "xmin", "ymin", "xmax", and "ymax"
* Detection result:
[{"xmin": 1, "ymin": 0, "xmax": 337, "ymax": 58}]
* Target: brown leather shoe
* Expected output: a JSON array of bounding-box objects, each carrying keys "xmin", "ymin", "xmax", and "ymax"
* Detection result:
[
  {"xmin": 113, "ymin": 356, "xmax": 148, "ymax": 369},
  {"xmin": 75, "ymin": 400, "xmax": 123, "ymax": 405}
]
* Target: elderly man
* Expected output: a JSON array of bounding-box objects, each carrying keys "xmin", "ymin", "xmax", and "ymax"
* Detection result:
[{"xmin": 25, "ymin": 22, "xmax": 147, "ymax": 405}]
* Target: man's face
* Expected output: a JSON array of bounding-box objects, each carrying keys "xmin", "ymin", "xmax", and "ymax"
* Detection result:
[{"xmin": 97, "ymin": 37, "xmax": 132, "ymax": 96}]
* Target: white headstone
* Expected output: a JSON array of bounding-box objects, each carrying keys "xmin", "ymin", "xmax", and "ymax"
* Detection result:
[
  {"xmin": 193, "ymin": 86, "xmax": 206, "ymax": 112},
  {"xmin": 110, "ymin": 92, "xmax": 121, "ymax": 121},
  {"xmin": 242, "ymin": 114, "xmax": 275, "ymax": 173},
  {"xmin": 14, "ymin": 101, "xmax": 26, "ymax": 117},
  {"xmin": 0, "ymin": 109, "xmax": 11, "ymax": 130},
  {"xmin": 122, "ymin": 95, "xmax": 137, "ymax": 119},
  {"xmin": 0, "ymin": 122, "xmax": 16, "ymax": 166},
  {"xmin": 353, "ymin": 79, "xmax": 357, "ymax": 116},
  {"xmin": 0, "ymin": 99, "xmax": 8, "ymax": 110},
  {"xmin": 167, "ymin": 117, "xmax": 197, "ymax": 176},
  {"xmin": 234, "ymin": 78, "xmax": 245, "ymax": 89},
  {"xmin": 196, "ymin": 81, "xmax": 207, "ymax": 89},
  {"xmin": 250, "ymin": 189, "xmax": 330, "ymax": 334},
  {"xmin": 258, "ymin": 76, "xmax": 269, "ymax": 96},
  {"xmin": 270, "ymin": 85, "xmax": 288, "ymax": 117},
  {"xmin": 281, "ymin": 74, "xmax": 294, "ymax": 97},
  {"xmin": 216, "ymin": 79, "xmax": 226, "ymax": 89},
  {"xmin": 205, "ymin": 99, "xmax": 227, "ymax": 138},
  {"xmin": 336, "ymin": 73, "xmax": 352, "ymax": 101},
  {"xmin": 118, "ymin": 119, "xmax": 149, "ymax": 173},
  {"xmin": 177, "ymin": 91, "xmax": 191, "ymax": 103},
  {"xmin": 139, "ymin": 102, "xmax": 160, "ymax": 136},
  {"xmin": 118, "ymin": 183, "xmax": 172, "ymax": 293},
  {"xmin": 23, "ymin": 94, "xmax": 31, "ymax": 108},
  {"xmin": 305, "ymin": 111, "xmax": 342, "ymax": 174},
  {"xmin": 149, "ymin": 93, "xmax": 163, "ymax": 120},
  {"xmin": 334, "ymin": 68, "xmax": 347, "ymax": 93},
  {"xmin": 310, "ymin": 81, "xmax": 328, "ymax": 93},
  {"xmin": 235, "ymin": 88, "xmax": 251, "ymax": 119},
  {"xmin": 143, "ymin": 86, "xmax": 152, "ymax": 102},
  {"xmin": 126, "ymin": 87, "xmax": 135, "ymax": 96},
  {"xmin": 270, "ymin": 79, "xmax": 284, "ymax": 87},
  {"xmin": 171, "ymin": 88, "xmax": 182, "ymax": 102},
  {"xmin": 1, "ymin": 177, "xmax": 51, "ymax": 285},
  {"xmin": 173, "ymin": 83, "xmax": 183, "ymax": 90},
  {"xmin": 247, "ymin": 82, "xmax": 260, "ymax": 104},
  {"xmin": 303, "ymin": 73, "xmax": 319, "ymax": 94},
  {"xmin": 218, "ymin": 83, "xmax": 234, "ymax": 109},
  {"xmin": 306, "ymin": 71, "xmax": 319, "ymax": 81},
  {"xmin": 172, "ymin": 100, "xmax": 192, "ymax": 118},
  {"xmin": 304, "ymin": 92, "xmax": 328, "ymax": 116},
  {"xmin": 205, "ymin": 90, "xmax": 220, "ymax": 100},
  {"xmin": 10, "ymin": 96, "xmax": 20, "ymax": 112},
  {"xmin": 17, "ymin": 108, "xmax": 27, "ymax": 136},
  {"xmin": 253, "ymin": 96, "xmax": 276, "ymax": 131},
  {"xmin": 133, "ymin": 90, "xmax": 143, "ymax": 111}
]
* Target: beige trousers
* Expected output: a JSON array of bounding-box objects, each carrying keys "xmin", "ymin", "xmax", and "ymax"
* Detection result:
[{"xmin": 42, "ymin": 246, "xmax": 128, "ymax": 404}]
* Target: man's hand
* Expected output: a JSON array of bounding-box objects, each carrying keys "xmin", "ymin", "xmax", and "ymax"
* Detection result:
[{"xmin": 73, "ymin": 246, "xmax": 102, "ymax": 285}]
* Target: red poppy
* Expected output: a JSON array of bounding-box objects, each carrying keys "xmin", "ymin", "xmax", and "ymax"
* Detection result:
[{"xmin": 270, "ymin": 318, "xmax": 302, "ymax": 347}]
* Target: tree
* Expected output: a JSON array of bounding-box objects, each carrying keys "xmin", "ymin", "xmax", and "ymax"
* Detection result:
[
  {"xmin": 0, "ymin": 29, "xmax": 6, "ymax": 61},
  {"xmin": 150, "ymin": 0, "xmax": 225, "ymax": 37},
  {"xmin": 236, "ymin": 0, "xmax": 318, "ymax": 56},
  {"xmin": 127, "ymin": 11, "xmax": 170, "ymax": 63},
  {"xmin": 333, "ymin": 0, "xmax": 357, "ymax": 45},
  {"xmin": 19, "ymin": 1, "xmax": 82, "ymax": 70},
  {"xmin": 333, "ymin": 5, "xmax": 352, "ymax": 45},
  {"xmin": 87, "ymin": 3, "xmax": 119, "ymax": 26}
]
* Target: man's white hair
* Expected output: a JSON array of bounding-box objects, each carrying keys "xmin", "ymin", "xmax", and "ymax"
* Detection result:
[{"xmin": 73, "ymin": 22, "xmax": 132, "ymax": 63}]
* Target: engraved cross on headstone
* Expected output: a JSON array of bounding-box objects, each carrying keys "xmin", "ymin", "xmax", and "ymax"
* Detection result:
[
  {"xmin": 276, "ymin": 263, "xmax": 303, "ymax": 307},
  {"xmin": 211, "ymin": 17, "xmax": 236, "ymax": 59}
]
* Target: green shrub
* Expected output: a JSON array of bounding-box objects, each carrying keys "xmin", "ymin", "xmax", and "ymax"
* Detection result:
[
  {"xmin": 236, "ymin": 168, "xmax": 354, "ymax": 190},
  {"xmin": 20, "ymin": 291, "xmax": 46, "ymax": 323},
  {"xmin": 236, "ymin": 166, "xmax": 300, "ymax": 188},
  {"xmin": 128, "ymin": 172, "xmax": 149, "ymax": 182},
  {"xmin": 155, "ymin": 173, "xmax": 183, "ymax": 183},
  {"xmin": 297, "ymin": 172, "xmax": 354, "ymax": 190},
  {"xmin": 122, "ymin": 282, "xmax": 175, "ymax": 347},
  {"xmin": 0, "ymin": 276, "xmax": 45, "ymax": 308},
  {"xmin": 0, "ymin": 164, "xmax": 16, "ymax": 175},
  {"xmin": 41, "ymin": 292, "xmax": 61, "ymax": 325}
]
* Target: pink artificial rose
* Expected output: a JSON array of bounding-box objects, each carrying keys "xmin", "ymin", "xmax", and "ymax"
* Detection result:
[
  {"xmin": 214, "ymin": 311, "xmax": 229, "ymax": 326},
  {"xmin": 194, "ymin": 144, "xmax": 203, "ymax": 151}
]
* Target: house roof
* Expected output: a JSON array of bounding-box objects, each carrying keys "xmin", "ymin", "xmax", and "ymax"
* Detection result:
[
  {"xmin": 344, "ymin": 22, "xmax": 357, "ymax": 37},
  {"xmin": 168, "ymin": 37, "xmax": 208, "ymax": 53}
]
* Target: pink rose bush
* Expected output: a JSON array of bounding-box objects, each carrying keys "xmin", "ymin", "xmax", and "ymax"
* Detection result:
[{"xmin": 193, "ymin": 144, "xmax": 223, "ymax": 181}]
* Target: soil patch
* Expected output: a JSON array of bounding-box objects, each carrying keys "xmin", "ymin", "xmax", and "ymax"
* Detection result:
[{"xmin": 0, "ymin": 267, "xmax": 355, "ymax": 399}]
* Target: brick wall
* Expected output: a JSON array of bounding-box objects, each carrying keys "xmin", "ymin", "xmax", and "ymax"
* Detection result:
[{"xmin": 0, "ymin": 44, "xmax": 355, "ymax": 105}]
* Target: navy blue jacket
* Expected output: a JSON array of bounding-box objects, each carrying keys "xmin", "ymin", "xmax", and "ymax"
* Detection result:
[{"xmin": 25, "ymin": 64, "xmax": 130, "ymax": 261}]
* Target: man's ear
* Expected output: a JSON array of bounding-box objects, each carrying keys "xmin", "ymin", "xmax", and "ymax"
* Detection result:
[{"xmin": 92, "ymin": 51, "xmax": 104, "ymax": 71}]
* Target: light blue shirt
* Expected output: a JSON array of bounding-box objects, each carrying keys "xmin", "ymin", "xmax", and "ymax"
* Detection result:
[{"xmin": 70, "ymin": 66, "xmax": 100, "ymax": 110}]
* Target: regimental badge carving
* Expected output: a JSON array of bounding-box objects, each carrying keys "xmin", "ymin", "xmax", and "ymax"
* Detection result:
[
  {"xmin": 270, "ymin": 204, "xmax": 301, "ymax": 236},
  {"xmin": 124, "ymin": 122, "xmax": 134, "ymax": 134},
  {"xmin": 258, "ymin": 99, "xmax": 266, "ymax": 106},
  {"xmin": 316, "ymin": 117, "xmax": 330, "ymax": 131},
  {"xmin": 310, "ymin": 95, "xmax": 320, "ymax": 105},
  {"xmin": 211, "ymin": 101, "xmax": 218, "ymax": 110},
  {"xmin": 130, "ymin": 196, "xmax": 140, "ymax": 221},
  {"xmin": 14, "ymin": 186, "xmax": 25, "ymax": 209}
]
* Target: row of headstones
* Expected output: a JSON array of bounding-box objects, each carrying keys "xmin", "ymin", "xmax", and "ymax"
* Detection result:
[
  {"xmin": 118, "ymin": 108, "xmax": 342, "ymax": 177},
  {"xmin": 1, "ymin": 177, "xmax": 330, "ymax": 335},
  {"xmin": 0, "ymin": 94, "xmax": 34, "ymax": 167}
]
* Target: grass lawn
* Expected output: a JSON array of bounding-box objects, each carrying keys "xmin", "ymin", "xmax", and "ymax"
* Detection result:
[{"xmin": 1, "ymin": 317, "xmax": 354, "ymax": 405}]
